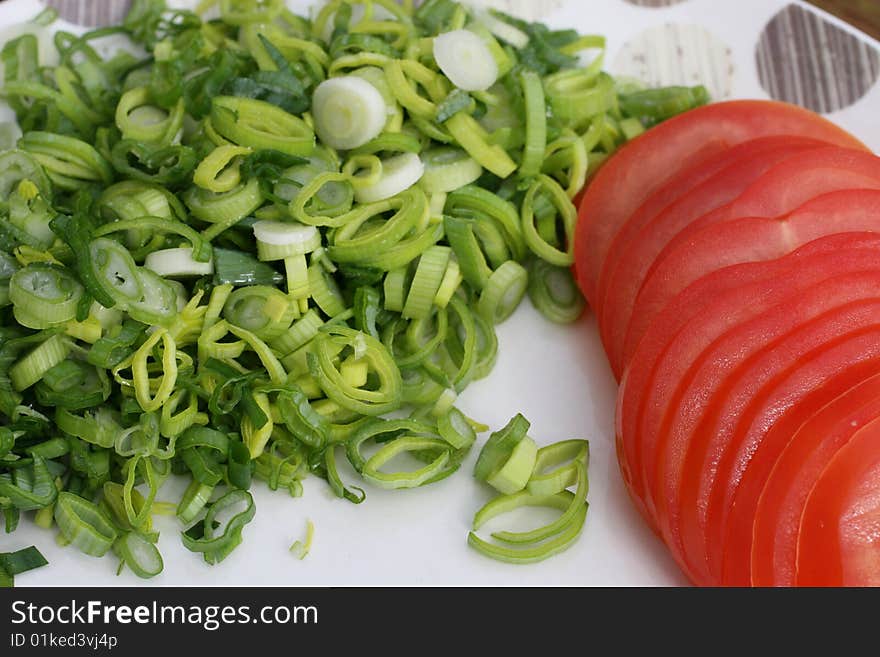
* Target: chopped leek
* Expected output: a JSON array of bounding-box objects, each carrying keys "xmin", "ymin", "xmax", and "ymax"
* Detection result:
[
  {"xmin": 0, "ymin": 0, "xmax": 706, "ymax": 581},
  {"xmin": 312, "ymin": 76, "xmax": 388, "ymax": 150},
  {"xmin": 433, "ymin": 29, "xmax": 499, "ymax": 92}
]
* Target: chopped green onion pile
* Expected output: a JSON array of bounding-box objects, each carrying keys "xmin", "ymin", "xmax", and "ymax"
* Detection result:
[{"xmin": 0, "ymin": 0, "xmax": 708, "ymax": 581}]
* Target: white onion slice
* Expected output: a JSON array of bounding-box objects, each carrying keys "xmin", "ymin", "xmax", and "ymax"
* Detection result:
[
  {"xmin": 354, "ymin": 153, "xmax": 425, "ymax": 204},
  {"xmin": 312, "ymin": 77, "xmax": 388, "ymax": 150},
  {"xmin": 433, "ymin": 29, "xmax": 499, "ymax": 92},
  {"xmin": 144, "ymin": 247, "xmax": 214, "ymax": 277}
]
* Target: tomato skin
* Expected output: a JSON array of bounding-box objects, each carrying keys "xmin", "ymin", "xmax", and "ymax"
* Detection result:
[
  {"xmin": 623, "ymin": 150, "xmax": 880, "ymax": 366},
  {"xmin": 751, "ymin": 374, "xmax": 880, "ymax": 586},
  {"xmin": 642, "ymin": 276, "xmax": 880, "ymax": 583},
  {"xmin": 599, "ymin": 138, "xmax": 827, "ymax": 378},
  {"xmin": 797, "ymin": 420, "xmax": 880, "ymax": 586},
  {"xmin": 579, "ymin": 100, "xmax": 880, "ymax": 587},
  {"xmin": 574, "ymin": 100, "xmax": 867, "ymax": 306},
  {"xmin": 687, "ymin": 324, "xmax": 880, "ymax": 586},
  {"xmin": 617, "ymin": 235, "xmax": 880, "ymax": 529}
]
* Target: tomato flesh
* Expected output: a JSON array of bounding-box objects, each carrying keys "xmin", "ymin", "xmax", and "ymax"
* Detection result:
[
  {"xmin": 574, "ymin": 99, "xmax": 880, "ymax": 586},
  {"xmin": 623, "ymin": 150, "xmax": 880, "ymax": 364},
  {"xmin": 618, "ymin": 236, "xmax": 880, "ymax": 539},
  {"xmin": 797, "ymin": 420, "xmax": 880, "ymax": 586},
  {"xmin": 598, "ymin": 137, "xmax": 827, "ymax": 318},
  {"xmin": 599, "ymin": 139, "xmax": 828, "ymax": 378},
  {"xmin": 642, "ymin": 274, "xmax": 880, "ymax": 582},
  {"xmin": 574, "ymin": 100, "xmax": 867, "ymax": 306},
  {"xmin": 681, "ymin": 321, "xmax": 880, "ymax": 585},
  {"xmin": 751, "ymin": 373, "xmax": 880, "ymax": 586}
]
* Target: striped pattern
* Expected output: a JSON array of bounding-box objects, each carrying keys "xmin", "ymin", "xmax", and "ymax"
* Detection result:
[
  {"xmin": 756, "ymin": 4, "xmax": 880, "ymax": 113},
  {"xmin": 39, "ymin": 0, "xmax": 880, "ymax": 116},
  {"xmin": 44, "ymin": 0, "xmax": 132, "ymax": 27}
]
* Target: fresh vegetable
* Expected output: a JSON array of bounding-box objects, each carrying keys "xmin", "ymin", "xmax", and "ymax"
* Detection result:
[
  {"xmin": 751, "ymin": 372, "xmax": 880, "ymax": 586},
  {"xmin": 573, "ymin": 100, "xmax": 867, "ymax": 309},
  {"xmin": 312, "ymin": 77, "xmax": 387, "ymax": 150},
  {"xmin": 0, "ymin": 0, "xmax": 711, "ymax": 582},
  {"xmin": 711, "ymin": 328, "xmax": 880, "ymax": 586},
  {"xmin": 576, "ymin": 91, "xmax": 880, "ymax": 586},
  {"xmin": 469, "ymin": 416, "xmax": 589, "ymax": 564},
  {"xmin": 617, "ymin": 233, "xmax": 880, "ymax": 527},
  {"xmin": 599, "ymin": 136, "xmax": 828, "ymax": 376},
  {"xmin": 796, "ymin": 419, "xmax": 880, "ymax": 586},
  {"xmin": 623, "ymin": 154, "xmax": 880, "ymax": 369},
  {"xmin": 432, "ymin": 29, "xmax": 499, "ymax": 92},
  {"xmin": 0, "ymin": 545, "xmax": 48, "ymax": 587},
  {"xmin": 289, "ymin": 518, "xmax": 315, "ymax": 561}
]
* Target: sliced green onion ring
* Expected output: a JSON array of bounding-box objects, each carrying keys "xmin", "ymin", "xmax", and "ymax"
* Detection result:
[
  {"xmin": 114, "ymin": 532, "xmax": 164, "ymax": 579},
  {"xmin": 54, "ymin": 491, "xmax": 117, "ymax": 558},
  {"xmin": 474, "ymin": 413, "xmax": 529, "ymax": 483},
  {"xmin": 433, "ymin": 29, "xmax": 498, "ymax": 92},
  {"xmin": 9, "ymin": 263, "xmax": 83, "ymax": 327},
  {"xmin": 467, "ymin": 490, "xmax": 588, "ymax": 564},
  {"xmin": 362, "ymin": 436, "xmax": 450, "ymax": 489},
  {"xmin": 211, "ymin": 96, "xmax": 316, "ymax": 157},
  {"xmin": 144, "ymin": 248, "xmax": 215, "ymax": 278},
  {"xmin": 308, "ymin": 326, "xmax": 402, "ymax": 416},
  {"xmin": 353, "ymin": 152, "xmax": 425, "ymax": 204},
  {"xmin": 521, "ymin": 175, "xmax": 578, "ymax": 267},
  {"xmin": 477, "ymin": 260, "xmax": 528, "ymax": 325},
  {"xmin": 312, "ymin": 76, "xmax": 388, "ymax": 150},
  {"xmin": 527, "ymin": 439, "xmax": 590, "ymax": 496},
  {"xmin": 420, "ymin": 147, "xmax": 482, "ymax": 193}
]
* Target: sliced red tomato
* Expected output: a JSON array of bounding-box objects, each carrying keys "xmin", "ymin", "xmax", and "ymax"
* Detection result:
[
  {"xmin": 796, "ymin": 419, "xmax": 880, "ymax": 586},
  {"xmin": 645, "ymin": 278, "xmax": 880, "ymax": 583},
  {"xmin": 622, "ymin": 150, "xmax": 880, "ymax": 369},
  {"xmin": 714, "ymin": 330, "xmax": 880, "ymax": 586},
  {"xmin": 678, "ymin": 322, "xmax": 880, "ymax": 586},
  {"xmin": 617, "ymin": 235, "xmax": 880, "ymax": 534},
  {"xmin": 616, "ymin": 233, "xmax": 880, "ymax": 530},
  {"xmin": 598, "ymin": 136, "xmax": 826, "ymax": 318},
  {"xmin": 751, "ymin": 374, "xmax": 880, "ymax": 586},
  {"xmin": 573, "ymin": 100, "xmax": 867, "ymax": 306},
  {"xmin": 599, "ymin": 138, "xmax": 828, "ymax": 378}
]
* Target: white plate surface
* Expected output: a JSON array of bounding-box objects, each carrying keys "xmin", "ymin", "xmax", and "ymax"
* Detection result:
[{"xmin": 1, "ymin": 0, "xmax": 878, "ymax": 586}]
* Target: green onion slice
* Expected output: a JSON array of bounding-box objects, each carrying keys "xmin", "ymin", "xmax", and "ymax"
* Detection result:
[
  {"xmin": 114, "ymin": 532, "xmax": 164, "ymax": 579},
  {"xmin": 54, "ymin": 491, "xmax": 117, "ymax": 557},
  {"xmin": 467, "ymin": 490, "xmax": 588, "ymax": 564}
]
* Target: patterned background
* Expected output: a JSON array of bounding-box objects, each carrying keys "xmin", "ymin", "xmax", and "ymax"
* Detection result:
[{"xmin": 33, "ymin": 0, "xmax": 880, "ymax": 117}]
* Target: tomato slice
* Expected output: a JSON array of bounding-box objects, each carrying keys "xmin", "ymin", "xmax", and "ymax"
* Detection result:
[
  {"xmin": 714, "ymin": 330, "xmax": 880, "ymax": 586},
  {"xmin": 678, "ymin": 320, "xmax": 880, "ymax": 586},
  {"xmin": 573, "ymin": 100, "xmax": 867, "ymax": 306},
  {"xmin": 796, "ymin": 419, "xmax": 880, "ymax": 586},
  {"xmin": 622, "ymin": 150, "xmax": 880, "ymax": 368},
  {"xmin": 751, "ymin": 373, "xmax": 880, "ymax": 586},
  {"xmin": 599, "ymin": 138, "xmax": 828, "ymax": 378},
  {"xmin": 616, "ymin": 148, "xmax": 880, "ymax": 362},
  {"xmin": 646, "ymin": 275, "xmax": 880, "ymax": 584},
  {"xmin": 598, "ymin": 136, "xmax": 826, "ymax": 317},
  {"xmin": 617, "ymin": 235, "xmax": 880, "ymax": 534}
]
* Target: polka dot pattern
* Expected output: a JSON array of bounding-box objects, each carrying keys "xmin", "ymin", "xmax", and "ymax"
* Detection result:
[
  {"xmin": 37, "ymin": 0, "xmax": 880, "ymax": 117},
  {"xmin": 613, "ymin": 24, "xmax": 735, "ymax": 101},
  {"xmin": 756, "ymin": 3, "xmax": 880, "ymax": 113},
  {"xmin": 44, "ymin": 0, "xmax": 131, "ymax": 27}
]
